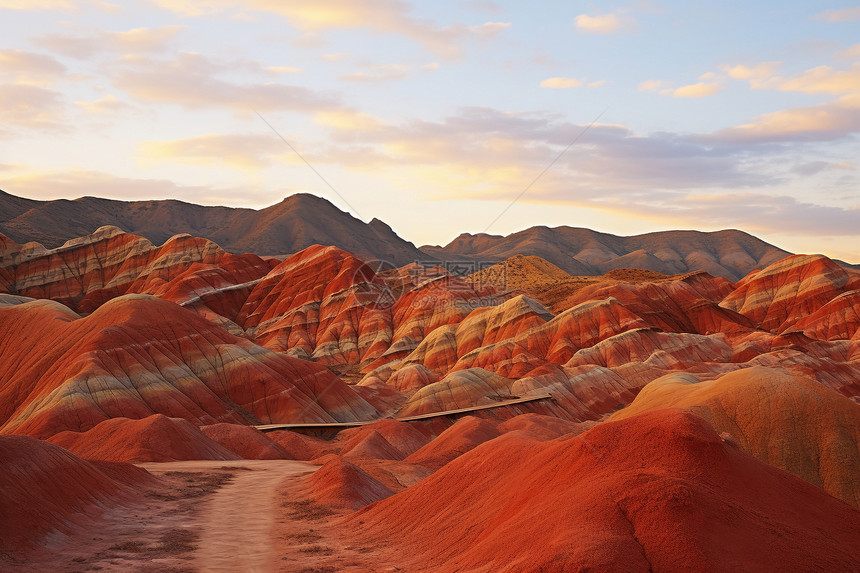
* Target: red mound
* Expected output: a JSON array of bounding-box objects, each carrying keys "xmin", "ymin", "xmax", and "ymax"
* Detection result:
[
  {"xmin": 337, "ymin": 419, "xmax": 431, "ymax": 459},
  {"xmin": 341, "ymin": 430, "xmax": 404, "ymax": 461},
  {"xmin": 350, "ymin": 409, "xmax": 860, "ymax": 572},
  {"xmin": 302, "ymin": 455, "xmax": 393, "ymax": 510},
  {"xmin": 200, "ymin": 423, "xmax": 290, "ymax": 460},
  {"xmin": 270, "ymin": 430, "xmax": 336, "ymax": 461},
  {"xmin": 496, "ymin": 412, "xmax": 584, "ymax": 441},
  {"xmin": 48, "ymin": 414, "xmax": 241, "ymax": 462},
  {"xmin": 0, "ymin": 435, "xmax": 153, "ymax": 557},
  {"xmin": 405, "ymin": 416, "xmax": 500, "ymax": 470}
]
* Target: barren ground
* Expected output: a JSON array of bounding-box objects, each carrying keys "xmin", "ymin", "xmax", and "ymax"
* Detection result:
[{"xmin": 12, "ymin": 459, "xmax": 398, "ymax": 573}]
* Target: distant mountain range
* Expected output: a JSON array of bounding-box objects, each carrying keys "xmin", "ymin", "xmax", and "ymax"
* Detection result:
[
  {"xmin": 421, "ymin": 227, "xmax": 793, "ymax": 282},
  {"xmin": 0, "ymin": 190, "xmax": 425, "ymax": 266},
  {"xmin": 0, "ymin": 188, "xmax": 819, "ymax": 280}
]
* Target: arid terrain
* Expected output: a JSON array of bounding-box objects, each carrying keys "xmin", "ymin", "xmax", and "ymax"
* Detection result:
[{"xmin": 2, "ymin": 217, "xmax": 860, "ymax": 571}]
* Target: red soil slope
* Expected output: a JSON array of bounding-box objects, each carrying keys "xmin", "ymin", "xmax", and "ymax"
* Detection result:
[
  {"xmin": 349, "ymin": 409, "xmax": 860, "ymax": 572},
  {"xmin": 201, "ymin": 423, "xmax": 291, "ymax": 460},
  {"xmin": 0, "ymin": 435, "xmax": 153, "ymax": 557},
  {"xmin": 610, "ymin": 366, "xmax": 860, "ymax": 506},
  {"xmin": 299, "ymin": 456, "xmax": 394, "ymax": 510},
  {"xmin": 47, "ymin": 415, "xmax": 241, "ymax": 462}
]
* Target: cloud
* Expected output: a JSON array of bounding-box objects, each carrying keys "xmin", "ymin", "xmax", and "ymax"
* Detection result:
[
  {"xmin": 0, "ymin": 49, "xmax": 65, "ymax": 85},
  {"xmin": 74, "ymin": 94, "xmax": 130, "ymax": 114},
  {"xmin": 720, "ymin": 61, "xmax": 781, "ymax": 88},
  {"xmin": 708, "ymin": 95, "xmax": 860, "ymax": 142},
  {"xmin": 35, "ymin": 26, "xmax": 184, "ymax": 59},
  {"xmin": 139, "ymin": 133, "xmax": 294, "ymax": 169},
  {"xmin": 340, "ymin": 64, "xmax": 411, "ymax": 83},
  {"xmin": 590, "ymin": 192, "xmax": 860, "ymax": 237},
  {"xmin": 813, "ymin": 6, "xmax": 860, "ymax": 22},
  {"xmin": 469, "ymin": 21, "xmax": 510, "ymax": 37},
  {"xmin": 638, "ymin": 79, "xmax": 672, "ymax": 94},
  {"xmin": 640, "ymin": 79, "xmax": 721, "ymax": 97},
  {"xmin": 110, "ymin": 52, "xmax": 340, "ymax": 112},
  {"xmin": 836, "ymin": 44, "xmax": 860, "ymax": 59},
  {"xmin": 315, "ymin": 110, "xmax": 385, "ymax": 131},
  {"xmin": 149, "ymin": 1, "xmax": 510, "ymax": 59},
  {"xmin": 1, "ymin": 168, "xmax": 276, "ymax": 206},
  {"xmin": 775, "ymin": 63, "xmax": 860, "ymax": 94},
  {"xmin": 791, "ymin": 160, "xmax": 855, "ymax": 176},
  {"xmin": 0, "ymin": 83, "xmax": 65, "ymax": 130},
  {"xmin": 265, "ymin": 65, "xmax": 302, "ymax": 74},
  {"xmin": 540, "ymin": 77, "xmax": 582, "ymax": 89},
  {"xmin": 575, "ymin": 11, "xmax": 635, "ymax": 34},
  {"xmin": 673, "ymin": 82, "xmax": 721, "ymax": 98},
  {"xmin": 0, "ymin": 0, "xmax": 119, "ymax": 10}
]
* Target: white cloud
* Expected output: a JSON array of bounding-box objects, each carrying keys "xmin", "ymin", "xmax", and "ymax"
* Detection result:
[
  {"xmin": 539, "ymin": 77, "xmax": 582, "ymax": 89},
  {"xmin": 36, "ymin": 26, "xmax": 184, "ymax": 59}
]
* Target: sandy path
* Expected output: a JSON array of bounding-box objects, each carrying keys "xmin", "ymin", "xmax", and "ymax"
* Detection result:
[{"xmin": 138, "ymin": 460, "xmax": 318, "ymax": 573}]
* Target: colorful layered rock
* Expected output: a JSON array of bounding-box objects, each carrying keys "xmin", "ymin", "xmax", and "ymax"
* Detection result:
[
  {"xmin": 610, "ymin": 366, "xmax": 860, "ymax": 506},
  {"xmin": 0, "ymin": 294, "xmax": 376, "ymax": 439},
  {"xmin": 720, "ymin": 254, "xmax": 860, "ymax": 334},
  {"xmin": 0, "ymin": 227, "xmax": 272, "ymax": 315}
]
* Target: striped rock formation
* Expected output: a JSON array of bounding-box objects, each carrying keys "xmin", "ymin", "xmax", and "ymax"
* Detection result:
[
  {"xmin": 0, "ymin": 227, "xmax": 273, "ymax": 314},
  {"xmin": 0, "ymin": 294, "xmax": 376, "ymax": 439}
]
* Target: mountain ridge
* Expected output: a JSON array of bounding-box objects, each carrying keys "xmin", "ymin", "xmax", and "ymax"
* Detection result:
[
  {"xmin": 0, "ymin": 190, "xmax": 426, "ymax": 266},
  {"xmin": 0, "ymin": 189, "xmax": 814, "ymax": 280},
  {"xmin": 421, "ymin": 225, "xmax": 792, "ymax": 281}
]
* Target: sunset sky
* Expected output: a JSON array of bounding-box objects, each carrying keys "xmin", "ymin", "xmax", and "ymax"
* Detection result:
[{"xmin": 1, "ymin": 1, "xmax": 859, "ymax": 262}]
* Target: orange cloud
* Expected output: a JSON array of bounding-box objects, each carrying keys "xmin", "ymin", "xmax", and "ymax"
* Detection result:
[
  {"xmin": 776, "ymin": 64, "xmax": 860, "ymax": 94},
  {"xmin": 74, "ymin": 94, "xmax": 130, "ymax": 114},
  {"xmin": 673, "ymin": 82, "xmax": 721, "ymax": 98},
  {"xmin": 150, "ymin": 1, "xmax": 510, "ymax": 59},
  {"xmin": 575, "ymin": 11, "xmax": 635, "ymax": 34},
  {"xmin": 711, "ymin": 95, "xmax": 860, "ymax": 142},
  {"xmin": 138, "ymin": 133, "xmax": 295, "ymax": 169},
  {"xmin": 0, "ymin": 49, "xmax": 65, "ymax": 85}
]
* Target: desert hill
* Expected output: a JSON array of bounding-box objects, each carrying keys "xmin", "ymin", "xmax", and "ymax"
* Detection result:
[
  {"xmin": 2, "ymin": 225, "xmax": 860, "ymax": 569},
  {"xmin": 0, "ymin": 189, "xmax": 425, "ymax": 265},
  {"xmin": 422, "ymin": 225, "xmax": 790, "ymax": 280}
]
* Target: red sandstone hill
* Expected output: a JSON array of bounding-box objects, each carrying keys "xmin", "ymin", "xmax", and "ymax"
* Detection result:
[
  {"xmin": 0, "ymin": 294, "xmax": 376, "ymax": 439},
  {"xmin": 349, "ymin": 409, "xmax": 860, "ymax": 572},
  {"xmin": 610, "ymin": 366, "xmax": 860, "ymax": 507},
  {"xmin": 422, "ymin": 226, "xmax": 790, "ymax": 281},
  {"xmin": 3, "ymin": 228, "xmax": 859, "ymax": 427},
  {"xmin": 0, "ymin": 189, "xmax": 425, "ymax": 265}
]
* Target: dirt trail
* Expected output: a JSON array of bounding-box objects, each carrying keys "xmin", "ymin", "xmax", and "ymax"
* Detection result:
[
  {"xmin": 14, "ymin": 460, "xmax": 319, "ymax": 572},
  {"xmin": 140, "ymin": 460, "xmax": 318, "ymax": 573}
]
